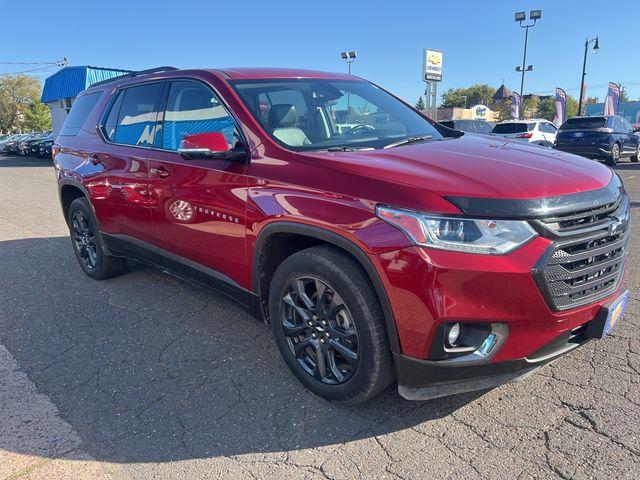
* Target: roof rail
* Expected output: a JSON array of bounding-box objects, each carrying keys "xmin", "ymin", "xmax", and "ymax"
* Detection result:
[
  {"xmin": 133, "ymin": 66, "xmax": 178, "ymax": 77},
  {"xmin": 89, "ymin": 66, "xmax": 178, "ymax": 88}
]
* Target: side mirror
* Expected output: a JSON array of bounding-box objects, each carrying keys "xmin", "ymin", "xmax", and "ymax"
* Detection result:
[
  {"xmin": 633, "ymin": 124, "xmax": 640, "ymax": 133},
  {"xmin": 178, "ymin": 132, "xmax": 246, "ymax": 161}
]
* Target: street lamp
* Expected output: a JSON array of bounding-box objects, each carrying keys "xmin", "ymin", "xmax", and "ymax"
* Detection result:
[
  {"xmin": 577, "ymin": 37, "xmax": 600, "ymax": 116},
  {"xmin": 340, "ymin": 51, "xmax": 357, "ymax": 75},
  {"xmin": 514, "ymin": 10, "xmax": 541, "ymax": 119}
]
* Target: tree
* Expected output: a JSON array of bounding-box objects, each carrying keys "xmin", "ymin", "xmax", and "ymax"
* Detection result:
[
  {"xmin": 536, "ymin": 95, "xmax": 579, "ymax": 124},
  {"xmin": 24, "ymin": 101, "xmax": 51, "ymax": 131},
  {"xmin": 565, "ymin": 95, "xmax": 579, "ymax": 119},
  {"xmin": 414, "ymin": 97, "xmax": 426, "ymax": 110},
  {"xmin": 619, "ymin": 86, "xmax": 630, "ymax": 103},
  {"xmin": 0, "ymin": 75, "xmax": 45, "ymax": 132},
  {"xmin": 523, "ymin": 96, "xmax": 540, "ymax": 119},
  {"xmin": 493, "ymin": 99, "xmax": 513, "ymax": 121},
  {"xmin": 537, "ymin": 97, "xmax": 555, "ymax": 121},
  {"xmin": 441, "ymin": 84, "xmax": 495, "ymax": 108},
  {"xmin": 586, "ymin": 96, "xmax": 599, "ymax": 104}
]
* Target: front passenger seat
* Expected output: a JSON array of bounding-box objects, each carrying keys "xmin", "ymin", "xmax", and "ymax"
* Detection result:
[{"xmin": 268, "ymin": 104, "xmax": 311, "ymax": 147}]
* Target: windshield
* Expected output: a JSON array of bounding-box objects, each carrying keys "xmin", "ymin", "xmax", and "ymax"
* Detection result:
[
  {"xmin": 231, "ymin": 79, "xmax": 443, "ymax": 150},
  {"xmin": 492, "ymin": 123, "xmax": 532, "ymax": 134},
  {"xmin": 559, "ymin": 117, "xmax": 606, "ymax": 131}
]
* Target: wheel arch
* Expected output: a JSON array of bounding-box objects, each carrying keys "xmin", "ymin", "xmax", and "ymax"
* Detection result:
[
  {"xmin": 59, "ymin": 180, "xmax": 90, "ymax": 226},
  {"xmin": 252, "ymin": 221, "xmax": 401, "ymax": 353}
]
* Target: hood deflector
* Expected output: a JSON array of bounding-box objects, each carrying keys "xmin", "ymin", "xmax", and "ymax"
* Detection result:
[{"xmin": 445, "ymin": 174, "xmax": 623, "ymax": 219}]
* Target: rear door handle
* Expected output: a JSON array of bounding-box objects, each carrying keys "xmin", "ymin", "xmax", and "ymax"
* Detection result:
[{"xmin": 150, "ymin": 166, "xmax": 171, "ymax": 178}]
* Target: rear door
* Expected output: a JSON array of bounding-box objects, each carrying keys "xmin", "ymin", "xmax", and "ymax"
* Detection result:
[
  {"xmin": 620, "ymin": 117, "xmax": 637, "ymax": 153},
  {"xmin": 91, "ymin": 82, "xmax": 164, "ymax": 247},
  {"xmin": 146, "ymin": 79, "xmax": 249, "ymax": 287}
]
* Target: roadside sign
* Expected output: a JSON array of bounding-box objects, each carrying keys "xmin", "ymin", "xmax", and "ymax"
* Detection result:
[{"xmin": 423, "ymin": 49, "xmax": 443, "ymax": 82}]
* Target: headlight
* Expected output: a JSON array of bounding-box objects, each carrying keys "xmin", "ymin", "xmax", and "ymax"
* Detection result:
[{"xmin": 376, "ymin": 206, "xmax": 537, "ymax": 255}]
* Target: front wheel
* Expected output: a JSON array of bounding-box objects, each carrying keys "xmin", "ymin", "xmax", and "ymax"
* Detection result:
[
  {"xmin": 631, "ymin": 144, "xmax": 640, "ymax": 163},
  {"xmin": 606, "ymin": 143, "xmax": 620, "ymax": 166},
  {"xmin": 268, "ymin": 245, "xmax": 395, "ymax": 405}
]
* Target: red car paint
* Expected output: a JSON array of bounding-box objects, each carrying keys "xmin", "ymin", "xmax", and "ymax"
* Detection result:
[{"xmin": 54, "ymin": 68, "xmax": 629, "ymax": 398}]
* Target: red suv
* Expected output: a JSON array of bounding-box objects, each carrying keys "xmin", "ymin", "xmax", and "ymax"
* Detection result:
[{"xmin": 53, "ymin": 67, "xmax": 630, "ymax": 404}]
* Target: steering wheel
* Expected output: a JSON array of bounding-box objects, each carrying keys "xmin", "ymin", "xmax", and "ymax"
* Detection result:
[{"xmin": 344, "ymin": 124, "xmax": 374, "ymax": 135}]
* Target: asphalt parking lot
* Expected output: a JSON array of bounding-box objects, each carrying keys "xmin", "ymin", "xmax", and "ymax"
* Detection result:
[{"xmin": 0, "ymin": 154, "xmax": 639, "ymax": 480}]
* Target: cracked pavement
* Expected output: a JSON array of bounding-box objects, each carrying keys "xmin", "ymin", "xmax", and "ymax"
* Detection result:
[{"xmin": 0, "ymin": 154, "xmax": 638, "ymax": 479}]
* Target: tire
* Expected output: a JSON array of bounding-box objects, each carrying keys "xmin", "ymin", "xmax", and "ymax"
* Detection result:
[
  {"xmin": 268, "ymin": 245, "xmax": 395, "ymax": 405},
  {"xmin": 67, "ymin": 197, "xmax": 127, "ymax": 280},
  {"xmin": 606, "ymin": 143, "xmax": 620, "ymax": 166},
  {"xmin": 631, "ymin": 144, "xmax": 640, "ymax": 163}
]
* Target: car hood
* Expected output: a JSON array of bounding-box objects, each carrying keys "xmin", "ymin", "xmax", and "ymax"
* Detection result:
[{"xmin": 313, "ymin": 134, "xmax": 613, "ymax": 201}]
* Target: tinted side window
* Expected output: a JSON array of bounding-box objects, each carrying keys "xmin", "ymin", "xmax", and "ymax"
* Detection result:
[
  {"xmin": 59, "ymin": 92, "xmax": 103, "ymax": 136},
  {"xmin": 113, "ymin": 83, "xmax": 163, "ymax": 147},
  {"xmin": 458, "ymin": 120, "xmax": 474, "ymax": 132},
  {"xmin": 103, "ymin": 91, "xmax": 124, "ymax": 141},
  {"xmin": 622, "ymin": 117, "xmax": 633, "ymax": 131},
  {"xmin": 162, "ymin": 80, "xmax": 236, "ymax": 151},
  {"xmin": 475, "ymin": 121, "xmax": 493, "ymax": 134},
  {"xmin": 539, "ymin": 122, "xmax": 555, "ymax": 133}
]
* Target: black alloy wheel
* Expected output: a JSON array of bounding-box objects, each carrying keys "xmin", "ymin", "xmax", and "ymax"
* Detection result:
[
  {"xmin": 72, "ymin": 210, "xmax": 98, "ymax": 270},
  {"xmin": 269, "ymin": 245, "xmax": 395, "ymax": 404},
  {"xmin": 281, "ymin": 276, "xmax": 359, "ymax": 384},
  {"xmin": 67, "ymin": 197, "xmax": 126, "ymax": 280}
]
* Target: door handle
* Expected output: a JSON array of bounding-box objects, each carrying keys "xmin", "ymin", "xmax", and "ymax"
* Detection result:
[
  {"xmin": 150, "ymin": 166, "xmax": 171, "ymax": 178},
  {"xmin": 90, "ymin": 155, "xmax": 101, "ymax": 165}
]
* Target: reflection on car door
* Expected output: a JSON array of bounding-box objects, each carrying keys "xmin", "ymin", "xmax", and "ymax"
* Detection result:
[
  {"xmin": 146, "ymin": 80, "xmax": 249, "ymax": 291},
  {"xmin": 92, "ymin": 83, "xmax": 163, "ymax": 247}
]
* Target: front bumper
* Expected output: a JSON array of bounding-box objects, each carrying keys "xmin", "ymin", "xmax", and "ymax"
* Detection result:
[
  {"xmin": 394, "ymin": 320, "xmax": 593, "ymax": 400},
  {"xmin": 375, "ymin": 234, "xmax": 627, "ymax": 398}
]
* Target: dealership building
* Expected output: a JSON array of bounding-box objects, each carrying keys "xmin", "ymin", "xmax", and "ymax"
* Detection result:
[{"xmin": 41, "ymin": 66, "xmax": 131, "ymax": 136}]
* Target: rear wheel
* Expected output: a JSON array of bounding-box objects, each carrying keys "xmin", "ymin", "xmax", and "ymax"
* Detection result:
[
  {"xmin": 68, "ymin": 197, "xmax": 126, "ymax": 280},
  {"xmin": 268, "ymin": 245, "xmax": 394, "ymax": 404},
  {"xmin": 606, "ymin": 143, "xmax": 620, "ymax": 166}
]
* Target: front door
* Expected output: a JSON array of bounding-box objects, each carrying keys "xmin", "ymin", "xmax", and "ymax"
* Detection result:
[{"xmin": 147, "ymin": 80, "xmax": 249, "ymax": 290}]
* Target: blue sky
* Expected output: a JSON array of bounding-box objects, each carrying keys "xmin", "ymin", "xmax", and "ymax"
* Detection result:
[{"xmin": 1, "ymin": 0, "xmax": 638, "ymax": 105}]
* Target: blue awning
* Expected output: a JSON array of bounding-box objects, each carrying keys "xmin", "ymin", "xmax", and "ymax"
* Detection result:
[{"xmin": 41, "ymin": 66, "xmax": 133, "ymax": 103}]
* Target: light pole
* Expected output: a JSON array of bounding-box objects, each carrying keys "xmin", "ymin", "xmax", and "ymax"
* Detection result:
[
  {"xmin": 514, "ymin": 10, "xmax": 541, "ymax": 119},
  {"xmin": 340, "ymin": 51, "xmax": 357, "ymax": 117},
  {"xmin": 340, "ymin": 51, "xmax": 357, "ymax": 75},
  {"xmin": 577, "ymin": 37, "xmax": 600, "ymax": 116},
  {"xmin": 461, "ymin": 95, "xmax": 468, "ymax": 109}
]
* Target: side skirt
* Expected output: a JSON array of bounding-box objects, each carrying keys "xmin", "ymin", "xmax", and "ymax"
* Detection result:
[{"xmin": 101, "ymin": 233, "xmax": 262, "ymax": 319}]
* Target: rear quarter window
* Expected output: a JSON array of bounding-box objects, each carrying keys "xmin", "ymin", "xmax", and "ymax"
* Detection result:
[{"xmin": 58, "ymin": 92, "xmax": 103, "ymax": 136}]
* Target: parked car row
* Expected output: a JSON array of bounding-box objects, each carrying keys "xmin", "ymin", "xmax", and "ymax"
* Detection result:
[
  {"xmin": 438, "ymin": 114, "xmax": 639, "ymax": 166},
  {"xmin": 0, "ymin": 131, "xmax": 53, "ymax": 157}
]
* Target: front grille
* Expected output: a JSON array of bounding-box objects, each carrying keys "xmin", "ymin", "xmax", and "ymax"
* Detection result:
[
  {"xmin": 539, "ymin": 200, "xmax": 619, "ymax": 234},
  {"xmin": 533, "ymin": 194, "xmax": 630, "ymax": 311}
]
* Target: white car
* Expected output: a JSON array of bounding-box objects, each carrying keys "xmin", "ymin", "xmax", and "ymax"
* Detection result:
[{"xmin": 491, "ymin": 119, "xmax": 557, "ymax": 147}]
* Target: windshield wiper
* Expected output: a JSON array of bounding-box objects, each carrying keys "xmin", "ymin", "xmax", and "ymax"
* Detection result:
[
  {"xmin": 325, "ymin": 146, "xmax": 374, "ymax": 152},
  {"xmin": 383, "ymin": 135, "xmax": 433, "ymax": 149}
]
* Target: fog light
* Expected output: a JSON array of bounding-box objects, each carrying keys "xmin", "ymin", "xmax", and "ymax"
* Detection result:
[{"xmin": 447, "ymin": 323, "xmax": 462, "ymax": 347}]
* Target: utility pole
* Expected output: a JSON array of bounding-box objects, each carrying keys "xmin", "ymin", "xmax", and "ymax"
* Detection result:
[{"xmin": 577, "ymin": 37, "xmax": 599, "ymax": 116}]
